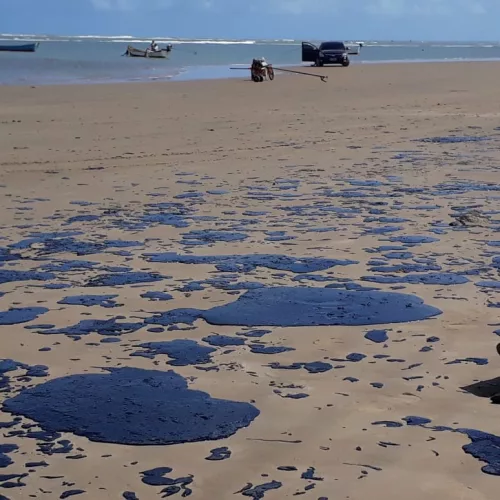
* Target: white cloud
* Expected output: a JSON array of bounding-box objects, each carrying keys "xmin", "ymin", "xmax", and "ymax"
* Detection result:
[
  {"xmin": 90, "ymin": 0, "xmax": 339, "ymax": 13},
  {"xmin": 90, "ymin": 0, "xmax": 173, "ymax": 10},
  {"xmin": 89, "ymin": 0, "xmax": 489, "ymax": 16},
  {"xmin": 364, "ymin": 0, "xmax": 487, "ymax": 16},
  {"xmin": 266, "ymin": 0, "xmax": 340, "ymax": 15},
  {"xmin": 467, "ymin": 1, "xmax": 486, "ymax": 14}
]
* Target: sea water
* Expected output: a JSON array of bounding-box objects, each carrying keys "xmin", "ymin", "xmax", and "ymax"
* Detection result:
[{"xmin": 2, "ymin": 34, "xmax": 500, "ymax": 85}]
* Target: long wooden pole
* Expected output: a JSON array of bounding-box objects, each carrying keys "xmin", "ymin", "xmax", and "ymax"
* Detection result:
[
  {"xmin": 229, "ymin": 66, "xmax": 328, "ymax": 82},
  {"xmin": 273, "ymin": 67, "xmax": 328, "ymax": 82}
]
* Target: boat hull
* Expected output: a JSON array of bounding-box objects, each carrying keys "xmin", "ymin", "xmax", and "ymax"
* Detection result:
[
  {"xmin": 0, "ymin": 42, "xmax": 39, "ymax": 53},
  {"xmin": 125, "ymin": 45, "xmax": 170, "ymax": 59}
]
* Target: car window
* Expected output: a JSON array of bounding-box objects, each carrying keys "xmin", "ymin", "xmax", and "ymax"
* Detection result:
[{"xmin": 320, "ymin": 42, "xmax": 345, "ymax": 50}]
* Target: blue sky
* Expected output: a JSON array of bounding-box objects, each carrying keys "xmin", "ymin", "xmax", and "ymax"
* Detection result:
[{"xmin": 0, "ymin": 0, "xmax": 498, "ymax": 40}]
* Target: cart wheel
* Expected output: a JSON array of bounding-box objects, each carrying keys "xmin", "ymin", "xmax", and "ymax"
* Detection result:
[
  {"xmin": 252, "ymin": 73, "xmax": 260, "ymax": 82},
  {"xmin": 259, "ymin": 75, "xmax": 264, "ymax": 82}
]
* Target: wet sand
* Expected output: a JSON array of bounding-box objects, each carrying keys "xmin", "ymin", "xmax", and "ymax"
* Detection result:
[{"xmin": 1, "ymin": 62, "xmax": 500, "ymax": 499}]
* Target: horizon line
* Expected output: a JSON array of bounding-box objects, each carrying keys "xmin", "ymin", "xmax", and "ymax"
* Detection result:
[{"xmin": 1, "ymin": 33, "xmax": 500, "ymax": 44}]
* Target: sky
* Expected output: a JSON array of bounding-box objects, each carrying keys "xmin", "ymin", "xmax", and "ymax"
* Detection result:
[{"xmin": 0, "ymin": 0, "xmax": 498, "ymax": 41}]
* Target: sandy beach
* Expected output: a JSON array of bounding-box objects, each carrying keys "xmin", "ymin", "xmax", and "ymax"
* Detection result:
[{"xmin": 1, "ymin": 62, "xmax": 500, "ymax": 499}]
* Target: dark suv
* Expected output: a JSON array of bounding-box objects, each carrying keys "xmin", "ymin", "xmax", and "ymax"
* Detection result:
[{"xmin": 302, "ymin": 41, "xmax": 350, "ymax": 67}]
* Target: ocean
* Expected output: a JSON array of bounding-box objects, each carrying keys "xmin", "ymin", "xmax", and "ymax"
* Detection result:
[{"xmin": 1, "ymin": 34, "xmax": 500, "ymax": 86}]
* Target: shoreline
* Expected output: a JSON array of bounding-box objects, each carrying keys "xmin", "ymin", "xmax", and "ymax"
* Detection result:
[{"xmin": 2, "ymin": 58, "xmax": 500, "ymax": 87}]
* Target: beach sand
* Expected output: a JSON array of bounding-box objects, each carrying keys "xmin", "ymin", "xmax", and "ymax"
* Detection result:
[{"xmin": 1, "ymin": 62, "xmax": 500, "ymax": 499}]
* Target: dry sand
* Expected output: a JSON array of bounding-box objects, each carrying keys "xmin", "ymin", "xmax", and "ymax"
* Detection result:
[{"xmin": 0, "ymin": 62, "xmax": 500, "ymax": 499}]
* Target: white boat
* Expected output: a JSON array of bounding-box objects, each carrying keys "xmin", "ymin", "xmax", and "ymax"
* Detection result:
[{"xmin": 125, "ymin": 45, "xmax": 171, "ymax": 59}]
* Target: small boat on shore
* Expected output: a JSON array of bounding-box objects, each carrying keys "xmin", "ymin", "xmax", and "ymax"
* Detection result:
[
  {"xmin": 125, "ymin": 45, "xmax": 172, "ymax": 59},
  {"xmin": 0, "ymin": 42, "xmax": 40, "ymax": 53}
]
